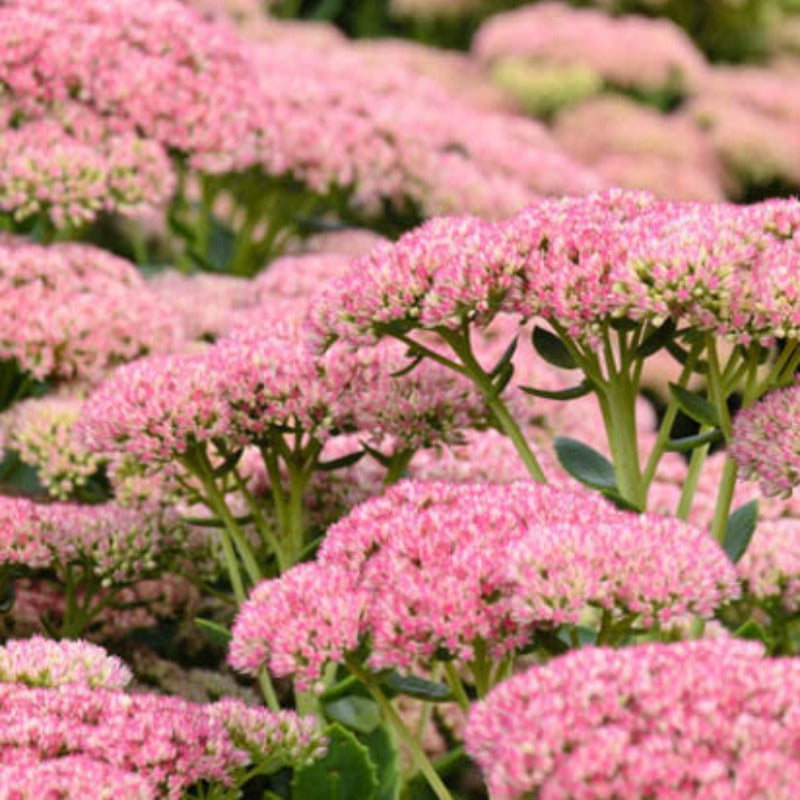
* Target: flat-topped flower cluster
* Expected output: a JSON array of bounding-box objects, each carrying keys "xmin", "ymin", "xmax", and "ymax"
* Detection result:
[
  {"xmin": 310, "ymin": 190, "xmax": 800, "ymax": 349},
  {"xmin": 229, "ymin": 480, "xmax": 740, "ymax": 687}
]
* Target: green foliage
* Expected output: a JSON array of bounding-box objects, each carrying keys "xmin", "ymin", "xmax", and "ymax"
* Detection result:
[
  {"xmin": 292, "ymin": 723, "xmax": 379, "ymax": 800},
  {"xmin": 723, "ymin": 500, "xmax": 759, "ymax": 563},
  {"xmin": 554, "ymin": 436, "xmax": 617, "ymax": 492}
]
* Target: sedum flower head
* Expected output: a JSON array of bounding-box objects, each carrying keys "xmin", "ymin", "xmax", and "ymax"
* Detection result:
[
  {"xmin": 231, "ymin": 481, "xmax": 738, "ymax": 683},
  {"xmin": 0, "ymin": 237, "xmax": 179, "ymax": 382},
  {"xmin": 0, "ymin": 683, "xmax": 247, "ymax": 798},
  {"xmin": 465, "ymin": 639, "xmax": 800, "ymax": 800},
  {"xmin": 0, "ymin": 755, "xmax": 154, "ymax": 800},
  {"xmin": 229, "ymin": 562, "xmax": 365, "ymax": 690},
  {"xmin": 0, "ymin": 393, "xmax": 103, "ymax": 499},
  {"xmin": 730, "ymin": 381, "xmax": 800, "ymax": 497},
  {"xmin": 210, "ymin": 699, "xmax": 327, "ymax": 768},
  {"xmin": 738, "ymin": 517, "xmax": 800, "ymax": 612},
  {"xmin": 0, "ymin": 636, "xmax": 131, "ymax": 689}
]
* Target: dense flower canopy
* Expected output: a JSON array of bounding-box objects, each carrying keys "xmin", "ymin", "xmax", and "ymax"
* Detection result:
[{"xmin": 465, "ymin": 639, "xmax": 800, "ymax": 800}]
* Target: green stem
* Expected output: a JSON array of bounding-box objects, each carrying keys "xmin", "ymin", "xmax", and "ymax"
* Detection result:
[
  {"xmin": 595, "ymin": 610, "xmax": 615, "ymax": 646},
  {"xmin": 258, "ymin": 669, "xmax": 280, "ymax": 713},
  {"xmin": 286, "ymin": 464, "xmax": 308, "ymax": 567},
  {"xmin": 384, "ymin": 449, "xmax": 415, "ymax": 485},
  {"xmin": 443, "ymin": 661, "xmax": 470, "ymax": 712},
  {"xmin": 183, "ymin": 447, "xmax": 262, "ymax": 596},
  {"xmin": 345, "ymin": 659, "xmax": 455, "ymax": 800},
  {"xmin": 233, "ymin": 469, "xmax": 289, "ymax": 572},
  {"xmin": 469, "ymin": 639, "xmax": 492, "ymax": 698},
  {"xmin": 438, "ymin": 328, "xmax": 547, "ymax": 483},
  {"xmin": 710, "ymin": 457, "xmax": 738, "ymax": 544},
  {"xmin": 61, "ymin": 564, "xmax": 84, "ymax": 639},
  {"xmin": 600, "ymin": 379, "xmax": 645, "ymax": 509},
  {"xmin": 642, "ymin": 342, "xmax": 703, "ymax": 493},
  {"xmin": 676, "ymin": 433, "xmax": 712, "ymax": 520},
  {"xmin": 705, "ymin": 336, "xmax": 737, "ymax": 542}
]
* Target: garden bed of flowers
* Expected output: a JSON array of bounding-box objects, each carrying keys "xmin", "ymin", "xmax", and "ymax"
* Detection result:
[{"xmin": 3, "ymin": 0, "xmax": 800, "ymax": 797}]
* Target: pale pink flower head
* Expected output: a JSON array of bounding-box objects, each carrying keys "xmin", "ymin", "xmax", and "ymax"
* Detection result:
[
  {"xmin": 506, "ymin": 512, "xmax": 740, "ymax": 628},
  {"xmin": 738, "ymin": 518, "xmax": 800, "ymax": 612},
  {"xmin": 348, "ymin": 339, "xmax": 492, "ymax": 451},
  {"xmin": 730, "ymin": 381, "xmax": 800, "ymax": 497},
  {"xmin": 465, "ymin": 639, "xmax": 800, "ymax": 800},
  {"xmin": 317, "ymin": 481, "xmax": 619, "ymax": 669},
  {"xmin": 504, "ymin": 189, "xmax": 659, "ymax": 342},
  {"xmin": 75, "ymin": 352, "xmax": 227, "ymax": 464},
  {"xmin": 0, "ymin": 237, "xmax": 179, "ymax": 382},
  {"xmin": 0, "ymin": 494, "xmax": 191, "ymax": 587},
  {"xmin": 0, "ymin": 755, "xmax": 154, "ymax": 800},
  {"xmin": 210, "ymin": 699, "xmax": 327, "ymax": 768},
  {"xmin": 620, "ymin": 198, "xmax": 800, "ymax": 344},
  {"xmin": 0, "ymin": 683, "xmax": 247, "ymax": 797},
  {"xmin": 0, "ymin": 392, "xmax": 104, "ymax": 500},
  {"xmin": 308, "ymin": 214, "xmax": 529, "ymax": 348},
  {"xmin": 474, "ymin": 2, "xmax": 706, "ymax": 97},
  {"xmin": 0, "ymin": 636, "xmax": 131, "ymax": 689},
  {"xmin": 206, "ymin": 324, "xmax": 355, "ymax": 443},
  {"xmin": 148, "ymin": 270, "xmax": 257, "ymax": 342},
  {"xmin": 0, "ymin": 0, "xmax": 268, "ymax": 174},
  {"xmin": 228, "ymin": 562, "xmax": 366, "ymax": 690},
  {"xmin": 0, "ymin": 104, "xmax": 175, "ymax": 228}
]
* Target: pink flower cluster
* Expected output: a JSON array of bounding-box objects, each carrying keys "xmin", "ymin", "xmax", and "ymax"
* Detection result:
[
  {"xmin": 230, "ymin": 481, "xmax": 739, "ymax": 685},
  {"xmin": 0, "ymin": 393, "xmax": 103, "ymax": 499},
  {"xmin": 0, "ymin": 0, "xmax": 266, "ymax": 174},
  {"xmin": 730, "ymin": 382, "xmax": 800, "ymax": 497},
  {"xmin": 310, "ymin": 191, "xmax": 800, "ymax": 349},
  {"xmin": 0, "ymin": 104, "xmax": 175, "ymax": 228},
  {"xmin": 0, "ymin": 237, "xmax": 178, "ymax": 382},
  {"xmin": 690, "ymin": 65, "xmax": 800, "ymax": 196},
  {"xmin": 0, "ymin": 755, "xmax": 154, "ymax": 800},
  {"xmin": 0, "ymin": 636, "xmax": 131, "ymax": 689},
  {"xmin": 738, "ymin": 518, "xmax": 800, "ymax": 612},
  {"xmin": 554, "ymin": 96, "xmax": 724, "ymax": 202},
  {"xmin": 0, "ymin": 633, "xmax": 327, "ymax": 798},
  {"xmin": 0, "ymin": 0, "xmax": 596, "ymax": 220},
  {"xmin": 0, "ymin": 684, "xmax": 245, "ymax": 798},
  {"xmin": 508, "ymin": 512, "xmax": 739, "ymax": 627},
  {"xmin": 229, "ymin": 562, "xmax": 364, "ymax": 690},
  {"xmin": 465, "ymin": 639, "xmax": 800, "ymax": 800},
  {"xmin": 0, "ymin": 495, "xmax": 187, "ymax": 585},
  {"xmin": 210, "ymin": 698, "xmax": 328, "ymax": 767},
  {"xmin": 77, "ymin": 322, "xmax": 490, "ymax": 464},
  {"xmin": 473, "ymin": 2, "xmax": 706, "ymax": 96}
]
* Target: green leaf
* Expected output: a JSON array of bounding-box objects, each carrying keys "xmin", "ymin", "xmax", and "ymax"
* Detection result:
[
  {"xmin": 520, "ymin": 380, "xmax": 593, "ymax": 401},
  {"xmin": 636, "ymin": 319, "xmax": 676, "ymax": 358},
  {"xmin": 664, "ymin": 428, "xmax": 723, "ymax": 452},
  {"xmin": 734, "ymin": 618, "xmax": 770, "ymax": 645},
  {"xmin": 317, "ymin": 450, "xmax": 366, "ymax": 472},
  {"xmin": 666, "ymin": 340, "xmax": 708, "ymax": 374},
  {"xmin": 390, "ymin": 354, "xmax": 424, "ymax": 378},
  {"xmin": 491, "ymin": 361, "xmax": 515, "ymax": 396},
  {"xmin": 668, "ymin": 384, "xmax": 720, "ymax": 428},
  {"xmin": 382, "ymin": 672, "xmax": 453, "ymax": 702},
  {"xmin": 601, "ymin": 490, "xmax": 643, "ymax": 513},
  {"xmin": 489, "ymin": 336, "xmax": 518, "ymax": 378},
  {"xmin": 291, "ymin": 723, "xmax": 378, "ymax": 800},
  {"xmin": 554, "ymin": 437, "xmax": 617, "ymax": 492},
  {"xmin": 609, "ymin": 317, "xmax": 639, "ymax": 332},
  {"xmin": 532, "ymin": 327, "xmax": 576, "ymax": 370},
  {"xmin": 194, "ymin": 617, "xmax": 232, "ymax": 647},
  {"xmin": 325, "ymin": 696, "xmax": 382, "ymax": 734},
  {"xmin": 360, "ymin": 725, "xmax": 401, "ymax": 800},
  {"xmin": 212, "ymin": 448, "xmax": 243, "ymax": 478},
  {"xmin": 723, "ymin": 500, "xmax": 759, "ymax": 563}
]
